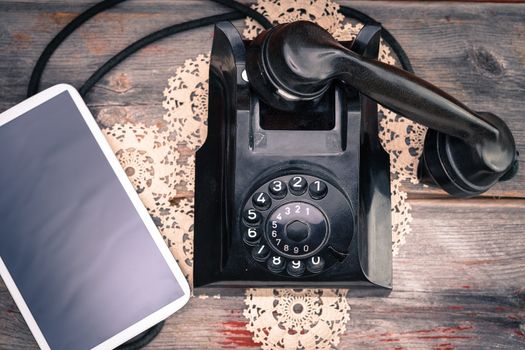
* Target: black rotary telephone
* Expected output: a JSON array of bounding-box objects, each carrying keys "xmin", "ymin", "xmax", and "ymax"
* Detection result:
[
  {"xmin": 193, "ymin": 21, "xmax": 518, "ymax": 289},
  {"xmin": 22, "ymin": 2, "xmax": 519, "ymax": 347}
]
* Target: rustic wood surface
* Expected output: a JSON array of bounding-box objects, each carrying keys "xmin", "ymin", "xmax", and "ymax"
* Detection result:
[{"xmin": 0, "ymin": 1, "xmax": 524, "ymax": 349}]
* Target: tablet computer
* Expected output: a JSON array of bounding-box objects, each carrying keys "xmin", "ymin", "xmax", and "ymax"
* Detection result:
[{"xmin": 0, "ymin": 84, "xmax": 190, "ymax": 350}]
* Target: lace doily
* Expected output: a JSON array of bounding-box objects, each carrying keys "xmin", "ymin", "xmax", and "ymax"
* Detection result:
[
  {"xmin": 244, "ymin": 289, "xmax": 350, "ymax": 349},
  {"xmin": 162, "ymin": 54, "xmax": 210, "ymax": 151},
  {"xmin": 243, "ymin": 0, "xmax": 344, "ymax": 40},
  {"xmin": 160, "ymin": 197, "xmax": 195, "ymax": 285},
  {"xmin": 101, "ymin": 1, "xmax": 426, "ymax": 348},
  {"xmin": 103, "ymin": 123, "xmax": 177, "ymax": 213}
]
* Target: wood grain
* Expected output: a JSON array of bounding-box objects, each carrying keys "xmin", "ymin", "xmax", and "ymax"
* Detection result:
[
  {"xmin": 1, "ymin": 0, "xmax": 523, "ymax": 197},
  {"xmin": 1, "ymin": 200, "xmax": 524, "ymax": 349},
  {"xmin": 0, "ymin": 1, "xmax": 524, "ymax": 349}
]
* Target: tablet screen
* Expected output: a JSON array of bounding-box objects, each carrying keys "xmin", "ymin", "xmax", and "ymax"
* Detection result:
[{"xmin": 0, "ymin": 89, "xmax": 187, "ymax": 350}]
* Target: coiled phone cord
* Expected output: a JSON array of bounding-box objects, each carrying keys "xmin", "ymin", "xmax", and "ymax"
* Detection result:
[{"xmin": 25, "ymin": 1, "xmax": 413, "ymax": 349}]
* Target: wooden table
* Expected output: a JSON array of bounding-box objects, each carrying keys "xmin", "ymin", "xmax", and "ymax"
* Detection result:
[{"xmin": 0, "ymin": 1, "xmax": 524, "ymax": 349}]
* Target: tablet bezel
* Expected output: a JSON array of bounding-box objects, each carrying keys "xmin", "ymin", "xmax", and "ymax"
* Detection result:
[{"xmin": 0, "ymin": 84, "xmax": 190, "ymax": 350}]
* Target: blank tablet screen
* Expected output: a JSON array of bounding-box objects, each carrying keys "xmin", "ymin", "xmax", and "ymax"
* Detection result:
[{"xmin": 0, "ymin": 91, "xmax": 185, "ymax": 350}]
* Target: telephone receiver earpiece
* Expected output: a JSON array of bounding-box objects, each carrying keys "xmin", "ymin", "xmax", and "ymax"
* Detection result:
[{"xmin": 246, "ymin": 21, "xmax": 518, "ymax": 197}]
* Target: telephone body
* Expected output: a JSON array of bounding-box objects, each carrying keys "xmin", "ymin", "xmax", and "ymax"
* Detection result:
[{"xmin": 194, "ymin": 22, "xmax": 392, "ymax": 289}]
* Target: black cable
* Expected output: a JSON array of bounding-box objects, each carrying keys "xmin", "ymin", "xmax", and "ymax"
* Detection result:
[
  {"xmin": 27, "ymin": 2, "xmax": 413, "ymax": 98},
  {"xmin": 210, "ymin": 0, "xmax": 272, "ymax": 29},
  {"xmin": 340, "ymin": 6, "xmax": 414, "ymax": 73},
  {"xmin": 27, "ymin": 0, "xmax": 128, "ymax": 98},
  {"xmin": 79, "ymin": 5, "xmax": 415, "ymax": 98},
  {"xmin": 79, "ymin": 11, "xmax": 245, "ymax": 96},
  {"xmin": 27, "ymin": 0, "xmax": 271, "ymax": 98},
  {"xmin": 115, "ymin": 321, "xmax": 165, "ymax": 350},
  {"xmin": 78, "ymin": 0, "xmax": 272, "ymax": 96}
]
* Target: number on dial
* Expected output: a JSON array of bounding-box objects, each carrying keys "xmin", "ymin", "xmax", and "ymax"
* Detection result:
[
  {"xmin": 269, "ymin": 180, "xmax": 287, "ymax": 198},
  {"xmin": 289, "ymin": 176, "xmax": 307, "ymax": 194},
  {"xmin": 244, "ymin": 208, "xmax": 261, "ymax": 224},
  {"xmin": 252, "ymin": 192, "xmax": 271, "ymax": 210},
  {"xmin": 244, "ymin": 227, "xmax": 261, "ymax": 244},
  {"xmin": 309, "ymin": 180, "xmax": 328, "ymax": 199},
  {"xmin": 266, "ymin": 202, "xmax": 328, "ymax": 258}
]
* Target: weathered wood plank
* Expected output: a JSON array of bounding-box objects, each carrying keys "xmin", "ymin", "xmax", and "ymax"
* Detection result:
[
  {"xmin": 1, "ymin": 199, "xmax": 524, "ymax": 349},
  {"xmin": 1, "ymin": 0, "xmax": 523, "ymax": 197},
  {"xmin": 126, "ymin": 198, "xmax": 525, "ymax": 349},
  {"xmin": 3, "ymin": 289, "xmax": 524, "ymax": 350},
  {"xmin": 396, "ymin": 198, "xmax": 525, "ymax": 294}
]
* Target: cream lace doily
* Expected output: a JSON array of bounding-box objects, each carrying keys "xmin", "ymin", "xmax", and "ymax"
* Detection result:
[
  {"xmin": 244, "ymin": 289, "xmax": 350, "ymax": 349},
  {"xmin": 101, "ymin": 0, "xmax": 426, "ymax": 349}
]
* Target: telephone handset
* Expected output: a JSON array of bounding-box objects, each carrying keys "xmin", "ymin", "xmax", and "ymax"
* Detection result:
[
  {"xmin": 193, "ymin": 21, "xmax": 518, "ymax": 289},
  {"xmin": 246, "ymin": 21, "xmax": 518, "ymax": 197}
]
